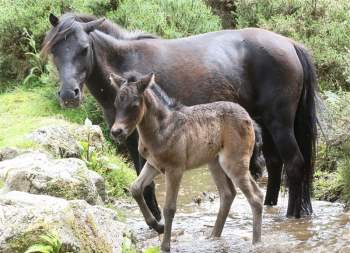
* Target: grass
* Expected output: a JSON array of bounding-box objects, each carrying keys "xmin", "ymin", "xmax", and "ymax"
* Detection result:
[{"xmin": 0, "ymin": 83, "xmax": 100, "ymax": 148}]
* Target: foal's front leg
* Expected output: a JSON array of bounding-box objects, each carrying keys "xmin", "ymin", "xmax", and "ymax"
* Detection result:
[
  {"xmin": 130, "ymin": 162, "xmax": 164, "ymax": 233},
  {"xmin": 161, "ymin": 169, "xmax": 183, "ymax": 252}
]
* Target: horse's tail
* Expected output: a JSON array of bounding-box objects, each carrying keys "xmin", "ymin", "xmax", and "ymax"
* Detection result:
[
  {"xmin": 293, "ymin": 43, "xmax": 318, "ymax": 214},
  {"xmin": 250, "ymin": 121, "xmax": 265, "ymax": 180}
]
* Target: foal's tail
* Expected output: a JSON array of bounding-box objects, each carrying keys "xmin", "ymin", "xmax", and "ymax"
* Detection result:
[
  {"xmin": 293, "ymin": 43, "xmax": 318, "ymax": 214},
  {"xmin": 249, "ymin": 121, "xmax": 265, "ymax": 180}
]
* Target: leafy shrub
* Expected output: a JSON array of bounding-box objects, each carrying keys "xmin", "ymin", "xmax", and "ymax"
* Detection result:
[
  {"xmin": 107, "ymin": 0, "xmax": 221, "ymax": 39},
  {"xmin": 234, "ymin": 0, "xmax": 350, "ymax": 90},
  {"xmin": 24, "ymin": 233, "xmax": 62, "ymax": 253},
  {"xmin": 315, "ymin": 91, "xmax": 350, "ymax": 203},
  {"xmin": 0, "ymin": 0, "xmax": 111, "ymax": 83}
]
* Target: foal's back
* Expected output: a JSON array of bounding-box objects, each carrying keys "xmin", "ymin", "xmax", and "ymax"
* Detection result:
[{"xmin": 179, "ymin": 101, "xmax": 255, "ymax": 169}]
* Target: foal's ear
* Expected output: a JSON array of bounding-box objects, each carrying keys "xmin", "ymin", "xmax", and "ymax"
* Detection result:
[
  {"xmin": 109, "ymin": 73, "xmax": 127, "ymax": 91},
  {"xmin": 137, "ymin": 73, "xmax": 155, "ymax": 93},
  {"xmin": 49, "ymin": 13, "xmax": 59, "ymax": 27},
  {"xmin": 83, "ymin": 18, "xmax": 105, "ymax": 33}
]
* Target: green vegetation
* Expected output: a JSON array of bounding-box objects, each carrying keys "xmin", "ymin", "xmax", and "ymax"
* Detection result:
[
  {"xmin": 315, "ymin": 91, "xmax": 350, "ymax": 205},
  {"xmin": 144, "ymin": 246, "xmax": 161, "ymax": 253},
  {"xmin": 0, "ymin": 84, "xmax": 101, "ymax": 147},
  {"xmin": 24, "ymin": 233, "xmax": 62, "ymax": 253},
  {"xmin": 107, "ymin": 0, "xmax": 221, "ymax": 38},
  {"xmin": 80, "ymin": 137, "xmax": 136, "ymax": 198}
]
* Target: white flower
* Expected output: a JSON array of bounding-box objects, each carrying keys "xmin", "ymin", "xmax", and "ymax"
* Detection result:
[{"xmin": 84, "ymin": 118, "xmax": 93, "ymax": 128}]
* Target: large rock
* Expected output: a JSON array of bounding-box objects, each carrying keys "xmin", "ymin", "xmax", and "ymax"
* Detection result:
[
  {"xmin": 0, "ymin": 147, "xmax": 25, "ymax": 161},
  {"xmin": 27, "ymin": 124, "xmax": 106, "ymax": 159},
  {"xmin": 27, "ymin": 126, "xmax": 82, "ymax": 158},
  {"xmin": 0, "ymin": 152, "xmax": 106, "ymax": 204},
  {"xmin": 0, "ymin": 191, "xmax": 126, "ymax": 253}
]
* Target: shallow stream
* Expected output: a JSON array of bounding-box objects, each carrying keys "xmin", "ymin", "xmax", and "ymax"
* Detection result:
[{"xmin": 124, "ymin": 168, "xmax": 350, "ymax": 252}]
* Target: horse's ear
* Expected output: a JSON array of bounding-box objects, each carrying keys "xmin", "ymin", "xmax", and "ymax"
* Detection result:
[
  {"xmin": 49, "ymin": 13, "xmax": 59, "ymax": 27},
  {"xmin": 137, "ymin": 73, "xmax": 155, "ymax": 93},
  {"xmin": 83, "ymin": 18, "xmax": 105, "ymax": 33},
  {"xmin": 109, "ymin": 73, "xmax": 126, "ymax": 91}
]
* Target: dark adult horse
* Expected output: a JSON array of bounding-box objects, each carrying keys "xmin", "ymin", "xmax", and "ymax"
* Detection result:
[{"xmin": 42, "ymin": 13, "xmax": 317, "ymax": 219}]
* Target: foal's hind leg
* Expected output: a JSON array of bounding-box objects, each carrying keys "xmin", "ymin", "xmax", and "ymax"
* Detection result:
[
  {"xmin": 208, "ymin": 160, "xmax": 236, "ymax": 238},
  {"xmin": 219, "ymin": 154, "xmax": 263, "ymax": 244},
  {"xmin": 130, "ymin": 162, "xmax": 164, "ymax": 233}
]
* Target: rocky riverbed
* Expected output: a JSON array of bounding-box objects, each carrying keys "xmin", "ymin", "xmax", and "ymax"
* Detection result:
[
  {"xmin": 125, "ymin": 169, "xmax": 350, "ymax": 253},
  {"xmin": 1, "ymin": 124, "xmax": 350, "ymax": 253}
]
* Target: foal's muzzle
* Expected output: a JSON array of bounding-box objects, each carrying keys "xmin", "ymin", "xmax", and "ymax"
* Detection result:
[{"xmin": 110, "ymin": 128, "xmax": 128, "ymax": 143}]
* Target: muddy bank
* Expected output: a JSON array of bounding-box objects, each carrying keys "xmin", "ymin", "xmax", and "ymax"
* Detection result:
[{"xmin": 122, "ymin": 168, "xmax": 350, "ymax": 252}]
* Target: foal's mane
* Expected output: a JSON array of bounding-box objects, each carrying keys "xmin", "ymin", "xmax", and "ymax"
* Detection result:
[
  {"xmin": 41, "ymin": 12, "xmax": 157, "ymax": 57},
  {"xmin": 149, "ymin": 83, "xmax": 183, "ymax": 111},
  {"xmin": 123, "ymin": 71, "xmax": 183, "ymax": 111}
]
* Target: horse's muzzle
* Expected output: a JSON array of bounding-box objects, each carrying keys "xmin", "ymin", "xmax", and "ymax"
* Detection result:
[{"xmin": 59, "ymin": 98, "xmax": 81, "ymax": 108}]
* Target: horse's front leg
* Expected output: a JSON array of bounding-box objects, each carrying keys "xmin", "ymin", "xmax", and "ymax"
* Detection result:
[
  {"xmin": 161, "ymin": 169, "xmax": 183, "ymax": 252},
  {"xmin": 126, "ymin": 131, "xmax": 162, "ymax": 221},
  {"xmin": 130, "ymin": 162, "xmax": 164, "ymax": 233}
]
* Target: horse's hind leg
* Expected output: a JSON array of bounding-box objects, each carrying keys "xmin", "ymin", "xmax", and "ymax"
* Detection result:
[
  {"xmin": 130, "ymin": 162, "xmax": 164, "ymax": 233},
  {"xmin": 262, "ymin": 130, "xmax": 283, "ymax": 206},
  {"xmin": 219, "ymin": 154, "xmax": 263, "ymax": 244},
  {"xmin": 208, "ymin": 160, "xmax": 236, "ymax": 238}
]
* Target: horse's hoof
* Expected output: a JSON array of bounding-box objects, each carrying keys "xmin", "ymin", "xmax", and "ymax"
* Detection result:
[
  {"xmin": 155, "ymin": 223, "xmax": 164, "ymax": 234},
  {"xmin": 161, "ymin": 244, "xmax": 170, "ymax": 252}
]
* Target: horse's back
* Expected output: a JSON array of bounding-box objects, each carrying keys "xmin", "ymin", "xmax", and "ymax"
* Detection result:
[{"xmin": 136, "ymin": 28, "xmax": 303, "ymax": 113}]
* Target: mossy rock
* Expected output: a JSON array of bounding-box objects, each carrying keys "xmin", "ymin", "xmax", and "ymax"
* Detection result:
[
  {"xmin": 0, "ymin": 192, "xmax": 126, "ymax": 253},
  {"xmin": 0, "ymin": 151, "xmax": 106, "ymax": 204}
]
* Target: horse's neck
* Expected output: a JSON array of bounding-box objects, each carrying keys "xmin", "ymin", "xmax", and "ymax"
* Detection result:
[
  {"xmin": 137, "ymin": 90, "xmax": 172, "ymax": 145},
  {"xmin": 85, "ymin": 35, "xmax": 130, "ymax": 109}
]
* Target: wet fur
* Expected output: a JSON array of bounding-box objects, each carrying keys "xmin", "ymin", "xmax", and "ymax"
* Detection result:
[{"xmin": 110, "ymin": 76, "xmax": 263, "ymax": 251}]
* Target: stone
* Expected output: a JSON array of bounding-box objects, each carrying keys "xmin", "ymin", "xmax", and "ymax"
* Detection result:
[
  {"xmin": 27, "ymin": 125, "xmax": 82, "ymax": 158},
  {"xmin": 0, "ymin": 191, "xmax": 126, "ymax": 253},
  {"xmin": 0, "ymin": 147, "xmax": 24, "ymax": 161},
  {"xmin": 0, "ymin": 151, "xmax": 106, "ymax": 204}
]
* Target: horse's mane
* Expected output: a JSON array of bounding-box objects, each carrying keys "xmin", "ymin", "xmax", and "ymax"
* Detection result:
[
  {"xmin": 41, "ymin": 13, "xmax": 157, "ymax": 57},
  {"xmin": 122, "ymin": 71, "xmax": 183, "ymax": 111}
]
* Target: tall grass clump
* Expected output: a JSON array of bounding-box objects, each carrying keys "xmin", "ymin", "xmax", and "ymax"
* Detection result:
[{"xmin": 106, "ymin": 0, "xmax": 221, "ymax": 39}]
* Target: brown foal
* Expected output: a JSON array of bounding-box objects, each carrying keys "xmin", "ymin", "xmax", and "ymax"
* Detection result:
[{"xmin": 109, "ymin": 72, "xmax": 263, "ymax": 252}]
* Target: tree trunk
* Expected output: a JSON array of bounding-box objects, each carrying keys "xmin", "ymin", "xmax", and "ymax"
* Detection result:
[{"xmin": 205, "ymin": 0, "xmax": 237, "ymax": 29}]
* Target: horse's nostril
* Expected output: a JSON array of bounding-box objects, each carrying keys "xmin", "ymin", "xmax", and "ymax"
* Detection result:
[
  {"xmin": 74, "ymin": 88, "xmax": 80, "ymax": 97},
  {"xmin": 57, "ymin": 91, "xmax": 61, "ymax": 96}
]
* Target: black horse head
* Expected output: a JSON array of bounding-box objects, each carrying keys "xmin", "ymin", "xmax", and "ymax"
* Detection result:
[{"xmin": 42, "ymin": 13, "xmax": 104, "ymax": 108}]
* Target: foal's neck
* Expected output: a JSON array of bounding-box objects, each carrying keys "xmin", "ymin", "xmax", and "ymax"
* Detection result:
[{"xmin": 137, "ymin": 89, "xmax": 173, "ymax": 144}]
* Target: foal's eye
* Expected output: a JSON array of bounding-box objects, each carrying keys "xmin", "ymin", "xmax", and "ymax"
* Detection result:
[
  {"xmin": 131, "ymin": 101, "xmax": 140, "ymax": 108},
  {"xmin": 81, "ymin": 47, "xmax": 88, "ymax": 56}
]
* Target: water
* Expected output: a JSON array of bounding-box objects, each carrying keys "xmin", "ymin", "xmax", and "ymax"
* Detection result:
[{"xmin": 123, "ymin": 168, "xmax": 350, "ymax": 252}]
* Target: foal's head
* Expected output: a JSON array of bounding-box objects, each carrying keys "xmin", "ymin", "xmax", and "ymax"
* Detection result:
[{"xmin": 109, "ymin": 72, "xmax": 154, "ymax": 142}]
